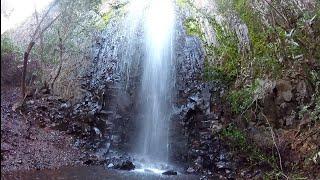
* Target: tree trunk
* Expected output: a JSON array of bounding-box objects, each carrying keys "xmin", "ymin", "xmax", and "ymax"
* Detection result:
[
  {"xmin": 22, "ymin": 42, "xmax": 35, "ymax": 97},
  {"xmin": 20, "ymin": 0, "xmax": 60, "ymax": 98},
  {"xmin": 35, "ymin": 9, "xmax": 45, "ymax": 78},
  {"xmin": 50, "ymin": 32, "xmax": 64, "ymax": 91}
]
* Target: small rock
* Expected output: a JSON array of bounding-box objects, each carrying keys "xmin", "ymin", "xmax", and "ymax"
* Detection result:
[
  {"xmin": 211, "ymin": 124, "xmax": 222, "ymax": 133},
  {"xmin": 93, "ymin": 127, "xmax": 102, "ymax": 137},
  {"xmin": 88, "ymin": 110, "xmax": 95, "ymax": 116},
  {"xmin": 187, "ymin": 167, "xmax": 195, "ymax": 173},
  {"xmin": 107, "ymin": 163, "xmax": 114, "ymax": 168},
  {"xmin": 41, "ymin": 88, "xmax": 49, "ymax": 94},
  {"xmin": 215, "ymin": 161, "xmax": 231, "ymax": 170},
  {"xmin": 60, "ymin": 102, "xmax": 71, "ymax": 109},
  {"xmin": 115, "ymin": 114, "xmax": 122, "ymax": 119},
  {"xmin": 83, "ymin": 159, "xmax": 93, "ymax": 165},
  {"xmin": 1, "ymin": 142, "xmax": 12, "ymax": 151},
  {"xmin": 27, "ymin": 100, "xmax": 35, "ymax": 105},
  {"xmin": 162, "ymin": 170, "xmax": 177, "ymax": 176},
  {"xmin": 111, "ymin": 135, "xmax": 121, "ymax": 144},
  {"xmin": 12, "ymin": 101, "xmax": 23, "ymax": 112}
]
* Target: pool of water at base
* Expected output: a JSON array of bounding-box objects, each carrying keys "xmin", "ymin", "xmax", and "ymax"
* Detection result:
[{"xmin": 1, "ymin": 165, "xmax": 200, "ymax": 180}]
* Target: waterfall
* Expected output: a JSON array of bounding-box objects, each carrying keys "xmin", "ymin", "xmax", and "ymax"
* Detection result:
[
  {"xmin": 138, "ymin": 0, "xmax": 175, "ymax": 162},
  {"xmin": 107, "ymin": 0, "xmax": 176, "ymax": 169}
]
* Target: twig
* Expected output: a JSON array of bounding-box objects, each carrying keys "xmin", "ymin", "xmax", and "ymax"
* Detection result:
[
  {"xmin": 240, "ymin": 99, "xmax": 256, "ymax": 117},
  {"xmin": 262, "ymin": 113, "xmax": 285, "ymax": 174},
  {"xmin": 19, "ymin": 109, "xmax": 31, "ymax": 135},
  {"xmin": 262, "ymin": 0, "xmax": 290, "ymax": 27}
]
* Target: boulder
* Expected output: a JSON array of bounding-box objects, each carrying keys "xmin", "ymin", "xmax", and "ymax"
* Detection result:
[
  {"xmin": 162, "ymin": 170, "xmax": 177, "ymax": 175},
  {"xmin": 275, "ymin": 80, "xmax": 293, "ymax": 103},
  {"xmin": 113, "ymin": 160, "xmax": 135, "ymax": 170}
]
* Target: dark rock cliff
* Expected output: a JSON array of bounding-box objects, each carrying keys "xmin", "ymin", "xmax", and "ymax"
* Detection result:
[{"xmin": 68, "ymin": 2, "xmax": 229, "ymax": 174}]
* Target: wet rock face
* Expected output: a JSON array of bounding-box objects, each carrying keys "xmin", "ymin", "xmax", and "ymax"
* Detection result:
[
  {"xmin": 168, "ymin": 12, "xmax": 229, "ymax": 173},
  {"xmin": 75, "ymin": 12, "xmax": 145, "ymax": 152},
  {"xmin": 72, "ymin": 2, "xmax": 228, "ymax": 174}
]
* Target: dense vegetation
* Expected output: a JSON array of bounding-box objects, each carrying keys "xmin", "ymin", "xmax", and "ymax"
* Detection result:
[
  {"xmin": 1, "ymin": 35, "xmax": 23, "ymax": 86},
  {"xmin": 181, "ymin": 0, "xmax": 319, "ymax": 178},
  {"xmin": 1, "ymin": 0, "xmax": 112, "ymax": 98}
]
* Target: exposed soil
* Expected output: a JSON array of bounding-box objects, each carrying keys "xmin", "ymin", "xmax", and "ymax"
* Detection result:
[{"xmin": 1, "ymin": 86, "xmax": 83, "ymax": 173}]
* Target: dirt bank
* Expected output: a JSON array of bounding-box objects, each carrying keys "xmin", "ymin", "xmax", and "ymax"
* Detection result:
[{"xmin": 1, "ymin": 86, "xmax": 83, "ymax": 173}]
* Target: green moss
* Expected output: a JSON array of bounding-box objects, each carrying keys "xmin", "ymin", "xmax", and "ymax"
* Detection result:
[{"xmin": 184, "ymin": 18, "xmax": 204, "ymax": 39}]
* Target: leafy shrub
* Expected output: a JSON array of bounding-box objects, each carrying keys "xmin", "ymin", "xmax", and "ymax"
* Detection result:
[
  {"xmin": 205, "ymin": 19, "xmax": 241, "ymax": 83},
  {"xmin": 221, "ymin": 124, "xmax": 277, "ymax": 166},
  {"xmin": 1, "ymin": 35, "xmax": 22, "ymax": 86}
]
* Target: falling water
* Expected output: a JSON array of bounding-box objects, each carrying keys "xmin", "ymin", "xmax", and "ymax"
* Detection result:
[
  {"xmin": 109, "ymin": 0, "xmax": 176, "ymax": 170},
  {"xmin": 138, "ymin": 0, "xmax": 175, "ymax": 163}
]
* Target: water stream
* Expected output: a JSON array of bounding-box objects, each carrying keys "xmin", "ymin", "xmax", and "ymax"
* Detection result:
[
  {"xmin": 119, "ymin": 0, "xmax": 176, "ymax": 172},
  {"xmin": 138, "ymin": 0, "xmax": 175, "ymax": 162}
]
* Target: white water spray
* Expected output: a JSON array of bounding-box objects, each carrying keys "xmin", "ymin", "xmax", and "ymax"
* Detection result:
[
  {"xmin": 112, "ymin": 0, "xmax": 176, "ymax": 172},
  {"xmin": 138, "ymin": 0, "xmax": 175, "ymax": 162}
]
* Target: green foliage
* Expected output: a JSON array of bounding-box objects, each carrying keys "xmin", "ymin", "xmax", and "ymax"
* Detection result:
[
  {"xmin": 312, "ymin": 74, "xmax": 320, "ymax": 120},
  {"xmin": 221, "ymin": 124, "xmax": 246, "ymax": 149},
  {"xmin": 184, "ymin": 18, "xmax": 203, "ymax": 39},
  {"xmin": 204, "ymin": 19, "xmax": 241, "ymax": 83},
  {"xmin": 227, "ymin": 79, "xmax": 261, "ymax": 114},
  {"xmin": 228, "ymin": 87, "xmax": 253, "ymax": 114},
  {"xmin": 299, "ymin": 100, "xmax": 320, "ymax": 124},
  {"xmin": 32, "ymin": 0, "xmax": 106, "ymax": 64},
  {"xmin": 176, "ymin": 0, "xmax": 189, "ymax": 8},
  {"xmin": 213, "ymin": 0, "xmax": 286, "ymax": 82},
  {"xmin": 1, "ymin": 35, "xmax": 21, "ymax": 57},
  {"xmin": 204, "ymin": 62, "xmax": 236, "ymax": 85},
  {"xmin": 299, "ymin": 70, "xmax": 320, "ymax": 122},
  {"xmin": 233, "ymin": 0, "xmax": 284, "ymax": 78},
  {"xmin": 206, "ymin": 0, "xmax": 319, "ymax": 116},
  {"xmin": 184, "ymin": 18, "xmax": 235, "ymax": 86},
  {"xmin": 1, "ymin": 35, "xmax": 23, "ymax": 86},
  {"xmin": 221, "ymin": 124, "xmax": 277, "ymax": 166}
]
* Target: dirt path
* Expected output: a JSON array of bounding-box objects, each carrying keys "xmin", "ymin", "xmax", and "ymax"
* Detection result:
[{"xmin": 1, "ymin": 86, "xmax": 83, "ymax": 173}]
